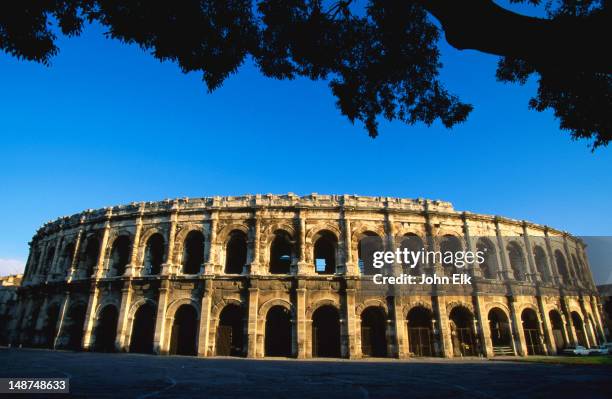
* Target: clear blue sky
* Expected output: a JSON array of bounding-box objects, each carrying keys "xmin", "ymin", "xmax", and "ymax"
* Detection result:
[{"xmin": 1, "ymin": 2, "xmax": 610, "ymax": 282}]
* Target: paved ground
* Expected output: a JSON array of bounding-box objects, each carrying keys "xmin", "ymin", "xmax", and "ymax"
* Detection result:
[{"xmin": 1, "ymin": 348, "xmax": 611, "ymax": 398}]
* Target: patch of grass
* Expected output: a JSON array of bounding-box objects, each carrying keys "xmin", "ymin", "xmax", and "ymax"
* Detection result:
[{"xmin": 497, "ymin": 355, "xmax": 612, "ymax": 366}]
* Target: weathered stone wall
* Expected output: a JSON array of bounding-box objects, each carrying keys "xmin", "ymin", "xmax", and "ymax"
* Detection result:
[{"xmin": 7, "ymin": 194, "xmax": 606, "ymax": 358}]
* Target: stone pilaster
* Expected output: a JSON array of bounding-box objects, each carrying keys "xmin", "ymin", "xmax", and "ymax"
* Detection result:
[
  {"xmin": 508, "ymin": 297, "xmax": 527, "ymax": 356},
  {"xmin": 153, "ymin": 278, "xmax": 170, "ymax": 354},
  {"xmin": 115, "ymin": 279, "xmax": 134, "ymax": 351},
  {"xmin": 162, "ymin": 203, "xmax": 178, "ymax": 275},
  {"xmin": 198, "ymin": 280, "xmax": 213, "ymax": 356},
  {"xmin": 522, "ymin": 222, "xmax": 537, "ymax": 282},
  {"xmin": 296, "ymin": 287, "xmax": 307, "ymax": 358},
  {"xmin": 247, "ymin": 286, "xmax": 259, "ymax": 357},
  {"xmin": 433, "ymin": 296, "xmax": 453, "ymax": 357}
]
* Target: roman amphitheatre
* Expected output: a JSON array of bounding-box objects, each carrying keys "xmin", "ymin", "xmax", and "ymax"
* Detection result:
[{"xmin": 6, "ymin": 194, "xmax": 605, "ymax": 359}]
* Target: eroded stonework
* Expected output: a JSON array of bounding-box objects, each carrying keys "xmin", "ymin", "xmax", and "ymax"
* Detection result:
[{"xmin": 7, "ymin": 194, "xmax": 606, "ymax": 358}]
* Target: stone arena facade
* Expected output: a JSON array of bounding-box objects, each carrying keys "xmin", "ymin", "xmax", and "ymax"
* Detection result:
[{"xmin": 7, "ymin": 194, "xmax": 606, "ymax": 359}]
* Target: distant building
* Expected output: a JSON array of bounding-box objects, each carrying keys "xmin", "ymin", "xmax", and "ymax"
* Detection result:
[
  {"xmin": 597, "ymin": 284, "xmax": 612, "ymax": 341},
  {"xmin": 0, "ymin": 274, "xmax": 22, "ymax": 345}
]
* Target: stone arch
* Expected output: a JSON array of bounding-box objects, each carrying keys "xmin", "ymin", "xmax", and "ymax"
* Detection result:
[
  {"xmin": 355, "ymin": 230, "xmax": 384, "ymax": 275},
  {"xmin": 93, "ymin": 304, "xmax": 119, "ymax": 352},
  {"xmin": 181, "ymin": 230, "xmax": 205, "ymax": 274},
  {"xmin": 142, "ymin": 233, "xmax": 165, "ymax": 275},
  {"xmin": 360, "ymin": 305, "xmax": 389, "ymax": 357},
  {"xmin": 533, "ymin": 245, "xmax": 550, "ymax": 282},
  {"xmin": 306, "ymin": 298, "xmax": 341, "ymax": 320},
  {"xmin": 446, "ymin": 301, "xmax": 474, "ymax": 314},
  {"xmin": 439, "ymin": 234, "xmax": 464, "ymax": 270},
  {"xmin": 475, "ymin": 237, "xmax": 499, "ymax": 279},
  {"xmin": 398, "ymin": 233, "xmax": 426, "ymax": 275},
  {"xmin": 172, "ymin": 225, "xmax": 205, "ymax": 265},
  {"xmin": 312, "ymin": 304, "xmax": 341, "ymax": 358},
  {"xmin": 215, "ymin": 302, "xmax": 246, "ymax": 357},
  {"xmin": 169, "ymin": 303, "xmax": 199, "ymax": 356},
  {"xmin": 218, "ymin": 224, "xmax": 249, "ymax": 246},
  {"xmin": 65, "ymin": 301, "xmax": 88, "ymax": 350},
  {"xmin": 263, "ymin": 304, "xmax": 293, "ymax": 357},
  {"xmin": 312, "ymin": 230, "xmax": 339, "ymax": 274},
  {"xmin": 484, "ymin": 302, "xmax": 511, "ymax": 316},
  {"xmin": 403, "ymin": 301, "xmax": 434, "ymax": 318},
  {"xmin": 223, "ymin": 230, "xmax": 248, "ymax": 274},
  {"xmin": 406, "ymin": 305, "xmax": 436, "ymax": 357},
  {"xmin": 128, "ymin": 300, "xmax": 157, "ymax": 354},
  {"xmin": 166, "ymin": 298, "xmax": 201, "ymax": 321},
  {"xmin": 554, "ymin": 249, "xmax": 570, "ymax": 284},
  {"xmin": 305, "ymin": 224, "xmax": 341, "ymax": 243},
  {"xmin": 488, "ymin": 307, "xmax": 513, "ymax": 351},
  {"xmin": 136, "ymin": 227, "xmax": 167, "ymax": 265},
  {"xmin": 548, "ymin": 308, "xmax": 566, "ymax": 353},
  {"xmin": 570, "ymin": 310, "xmax": 588, "ymax": 347},
  {"xmin": 211, "ymin": 298, "xmax": 244, "ymax": 322},
  {"xmin": 521, "ymin": 307, "xmax": 544, "ymax": 355},
  {"xmin": 356, "ymin": 299, "xmax": 389, "ymax": 317},
  {"xmin": 81, "ymin": 234, "xmax": 101, "ymax": 277},
  {"xmin": 107, "ymin": 234, "xmax": 132, "ymax": 277},
  {"xmin": 95, "ymin": 297, "xmax": 120, "ymax": 318},
  {"xmin": 448, "ymin": 304, "xmax": 480, "ymax": 357},
  {"xmin": 258, "ymin": 298, "xmax": 294, "ymax": 319},
  {"xmin": 262, "ymin": 223, "xmax": 296, "ymax": 245},
  {"xmin": 506, "ymin": 240, "xmax": 526, "ymax": 281},
  {"xmin": 267, "ymin": 229, "xmax": 295, "ymax": 274}
]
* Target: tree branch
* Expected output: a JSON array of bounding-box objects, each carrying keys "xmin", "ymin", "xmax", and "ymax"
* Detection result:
[{"xmin": 420, "ymin": 0, "xmax": 610, "ymax": 73}]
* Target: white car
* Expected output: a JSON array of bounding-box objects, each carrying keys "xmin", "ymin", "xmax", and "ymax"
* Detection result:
[
  {"xmin": 562, "ymin": 345, "xmax": 590, "ymax": 355},
  {"xmin": 588, "ymin": 345, "xmax": 610, "ymax": 355}
]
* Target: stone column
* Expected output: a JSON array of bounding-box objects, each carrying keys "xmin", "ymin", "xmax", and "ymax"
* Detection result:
[
  {"xmin": 296, "ymin": 208, "xmax": 312, "ymax": 275},
  {"xmin": 590, "ymin": 296, "xmax": 606, "ymax": 342},
  {"xmin": 536, "ymin": 296, "xmax": 554, "ymax": 355},
  {"xmin": 33, "ymin": 241, "xmax": 49, "ymax": 284},
  {"xmin": 81, "ymin": 281, "xmax": 101, "ymax": 350},
  {"xmin": 344, "ymin": 287, "xmax": 359, "ymax": 358},
  {"xmin": 115, "ymin": 279, "xmax": 134, "ymax": 351},
  {"xmin": 563, "ymin": 236, "xmax": 578, "ymax": 286},
  {"xmin": 249, "ymin": 213, "xmax": 261, "ymax": 275},
  {"xmin": 53, "ymin": 291, "xmax": 71, "ymax": 349},
  {"xmin": 522, "ymin": 223, "xmax": 537, "ymax": 282},
  {"xmin": 508, "ymin": 297, "xmax": 527, "ymax": 356},
  {"xmin": 544, "ymin": 229, "xmax": 561, "ymax": 285},
  {"xmin": 125, "ymin": 204, "xmax": 144, "ymax": 277},
  {"xmin": 562, "ymin": 298, "xmax": 578, "ymax": 345},
  {"xmin": 198, "ymin": 280, "xmax": 213, "ymax": 356},
  {"xmin": 47, "ymin": 233, "xmax": 64, "ymax": 281},
  {"xmin": 474, "ymin": 295, "xmax": 492, "ymax": 357},
  {"xmin": 67, "ymin": 224, "xmax": 84, "ymax": 281},
  {"xmin": 495, "ymin": 218, "xmax": 513, "ymax": 280},
  {"xmin": 579, "ymin": 297, "xmax": 597, "ymax": 346},
  {"xmin": 394, "ymin": 295, "xmax": 409, "ymax": 358},
  {"xmin": 296, "ymin": 286, "xmax": 307, "ymax": 358},
  {"xmin": 434, "ymin": 296, "xmax": 453, "ymax": 357},
  {"xmin": 247, "ymin": 286, "xmax": 259, "ymax": 357},
  {"xmin": 94, "ymin": 211, "xmax": 112, "ymax": 279},
  {"xmin": 153, "ymin": 278, "xmax": 170, "ymax": 354},
  {"xmin": 204, "ymin": 212, "xmax": 217, "ymax": 274},
  {"xmin": 162, "ymin": 204, "xmax": 178, "ymax": 275}
]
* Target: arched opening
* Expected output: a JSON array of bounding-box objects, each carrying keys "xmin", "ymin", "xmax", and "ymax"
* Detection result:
[
  {"xmin": 488, "ymin": 308, "xmax": 513, "ymax": 355},
  {"xmin": 521, "ymin": 308, "xmax": 544, "ymax": 355},
  {"xmin": 43, "ymin": 246, "xmax": 55, "ymax": 275},
  {"xmin": 313, "ymin": 231, "xmax": 337, "ymax": 275},
  {"xmin": 571, "ymin": 254, "xmax": 582, "ymax": 284},
  {"xmin": 407, "ymin": 306, "xmax": 435, "ymax": 357},
  {"xmin": 216, "ymin": 304, "xmax": 245, "ymax": 357},
  {"xmin": 440, "ymin": 235, "xmax": 462, "ymax": 269},
  {"xmin": 93, "ymin": 305, "xmax": 118, "ymax": 352},
  {"xmin": 143, "ymin": 234, "xmax": 165, "ymax": 275},
  {"xmin": 61, "ymin": 242, "xmax": 75, "ymax": 275},
  {"xmin": 312, "ymin": 305, "xmax": 341, "ymax": 358},
  {"xmin": 269, "ymin": 231, "xmax": 293, "ymax": 274},
  {"xmin": 358, "ymin": 231, "xmax": 383, "ymax": 275},
  {"xmin": 549, "ymin": 310, "xmax": 566, "ymax": 353},
  {"xmin": 507, "ymin": 242, "xmax": 525, "ymax": 281},
  {"xmin": 169, "ymin": 304, "xmax": 198, "ymax": 356},
  {"xmin": 360, "ymin": 306, "xmax": 387, "ymax": 357},
  {"xmin": 66, "ymin": 304, "xmax": 87, "ymax": 350},
  {"xmin": 225, "ymin": 230, "xmax": 247, "ymax": 274},
  {"xmin": 571, "ymin": 311, "xmax": 587, "ymax": 347},
  {"xmin": 83, "ymin": 237, "xmax": 100, "ymax": 277},
  {"xmin": 109, "ymin": 236, "xmax": 131, "ymax": 277},
  {"xmin": 182, "ymin": 231, "xmax": 204, "ymax": 274},
  {"xmin": 43, "ymin": 304, "xmax": 60, "ymax": 348},
  {"xmin": 264, "ymin": 305, "xmax": 292, "ymax": 357},
  {"xmin": 449, "ymin": 306, "xmax": 479, "ymax": 357},
  {"xmin": 129, "ymin": 302, "xmax": 157, "ymax": 354},
  {"xmin": 400, "ymin": 234, "xmax": 424, "ymax": 275},
  {"xmin": 476, "ymin": 238, "xmax": 498, "ymax": 279},
  {"xmin": 555, "ymin": 250, "xmax": 570, "ymax": 284},
  {"xmin": 533, "ymin": 246, "xmax": 549, "ymax": 282}
]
